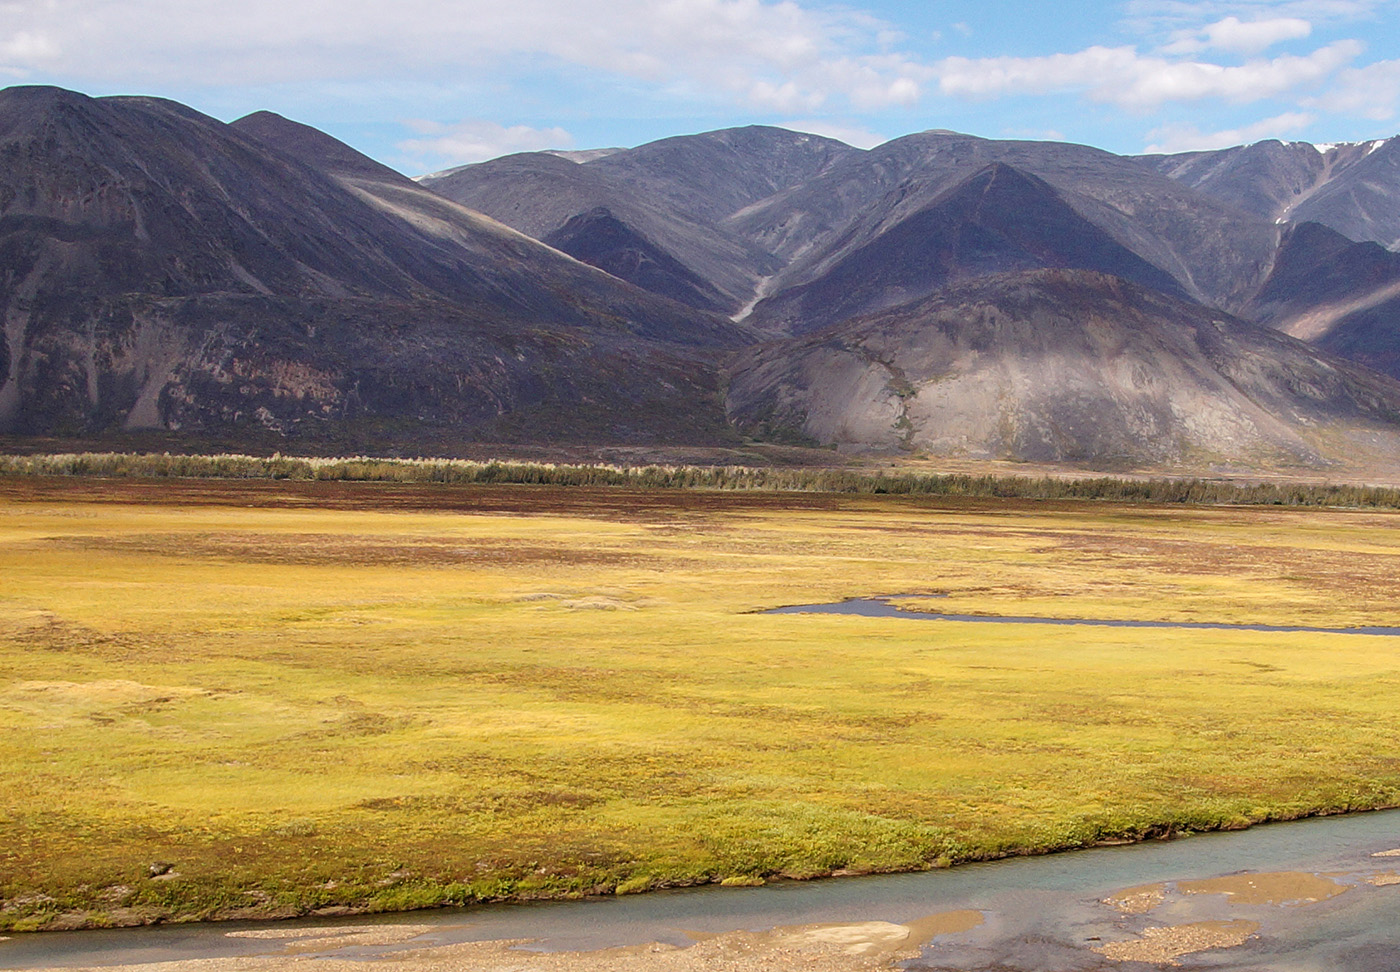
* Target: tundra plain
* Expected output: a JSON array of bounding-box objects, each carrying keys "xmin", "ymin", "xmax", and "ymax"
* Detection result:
[{"xmin": 3, "ymin": 476, "xmax": 1400, "ymax": 932}]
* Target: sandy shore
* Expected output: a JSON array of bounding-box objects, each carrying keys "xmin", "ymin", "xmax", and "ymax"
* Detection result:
[{"xmin": 27, "ymin": 913, "xmax": 986, "ymax": 972}]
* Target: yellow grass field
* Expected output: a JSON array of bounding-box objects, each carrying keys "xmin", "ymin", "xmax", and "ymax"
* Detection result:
[{"xmin": 3, "ymin": 476, "xmax": 1400, "ymax": 931}]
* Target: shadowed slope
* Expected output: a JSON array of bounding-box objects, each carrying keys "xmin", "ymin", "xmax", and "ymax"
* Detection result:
[
  {"xmin": 420, "ymin": 152, "xmax": 781, "ymax": 314},
  {"xmin": 1245, "ymin": 223, "xmax": 1400, "ymax": 381},
  {"xmin": 542, "ymin": 207, "xmax": 731, "ymax": 313}
]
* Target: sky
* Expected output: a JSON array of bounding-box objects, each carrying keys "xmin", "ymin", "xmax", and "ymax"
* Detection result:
[{"xmin": 3, "ymin": 0, "xmax": 1400, "ymax": 174}]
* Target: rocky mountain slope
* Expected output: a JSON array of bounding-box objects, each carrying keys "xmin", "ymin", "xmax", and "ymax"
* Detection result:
[
  {"xmin": 728, "ymin": 269, "xmax": 1400, "ymax": 467},
  {"xmin": 0, "ymin": 87, "xmax": 746, "ymax": 447}
]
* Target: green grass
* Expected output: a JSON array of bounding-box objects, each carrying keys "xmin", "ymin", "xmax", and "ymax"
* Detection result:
[{"xmin": 3, "ymin": 476, "xmax": 1400, "ymax": 930}]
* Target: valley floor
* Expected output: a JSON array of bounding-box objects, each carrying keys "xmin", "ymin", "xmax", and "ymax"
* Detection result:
[{"xmin": 3, "ymin": 477, "xmax": 1400, "ymax": 932}]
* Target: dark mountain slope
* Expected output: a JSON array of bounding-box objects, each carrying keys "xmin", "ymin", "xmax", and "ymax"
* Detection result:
[
  {"xmin": 542, "ymin": 207, "xmax": 731, "ymax": 313},
  {"xmin": 729, "ymin": 130, "xmax": 1279, "ymax": 314},
  {"xmin": 728, "ymin": 269, "xmax": 1400, "ymax": 467},
  {"xmin": 226, "ymin": 109, "xmax": 743, "ymax": 346},
  {"xmin": 0, "ymin": 86, "xmax": 744, "ymax": 445},
  {"xmin": 1240, "ymin": 221, "xmax": 1400, "ymax": 380},
  {"xmin": 1244, "ymin": 221, "xmax": 1400, "ymax": 341},
  {"xmin": 748, "ymin": 163, "xmax": 1187, "ymax": 335},
  {"xmin": 231, "ymin": 110, "xmax": 406, "ymax": 182}
]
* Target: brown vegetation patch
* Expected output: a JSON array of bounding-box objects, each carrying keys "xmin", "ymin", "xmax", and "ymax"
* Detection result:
[
  {"xmin": 0, "ymin": 477, "xmax": 850, "ymax": 520},
  {"xmin": 29, "ymin": 532, "xmax": 661, "ymax": 570}
]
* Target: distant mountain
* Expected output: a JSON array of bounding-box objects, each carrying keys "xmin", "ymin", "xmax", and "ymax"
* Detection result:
[
  {"xmin": 748, "ymin": 162, "xmax": 1188, "ymax": 335},
  {"xmin": 581, "ymin": 126, "xmax": 858, "ymax": 227},
  {"xmin": 418, "ymin": 127, "xmax": 855, "ymax": 315},
  {"xmin": 0, "ymin": 87, "xmax": 745, "ymax": 447},
  {"xmin": 728, "ymin": 269, "xmax": 1400, "ymax": 467},
  {"xmin": 728, "ymin": 130, "xmax": 1280, "ymax": 315},
  {"xmin": 13, "ymin": 85, "xmax": 1400, "ymax": 470},
  {"xmin": 419, "ymin": 150, "xmax": 782, "ymax": 314},
  {"xmin": 423, "ymin": 127, "xmax": 1291, "ymax": 333},
  {"xmin": 1143, "ymin": 137, "xmax": 1400, "ymax": 249}
]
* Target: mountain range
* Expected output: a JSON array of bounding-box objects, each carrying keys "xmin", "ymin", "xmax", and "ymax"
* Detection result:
[{"xmin": 6, "ymin": 84, "xmax": 1400, "ymax": 472}]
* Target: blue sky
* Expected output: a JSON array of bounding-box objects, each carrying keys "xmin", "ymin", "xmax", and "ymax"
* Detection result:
[{"xmin": 3, "ymin": 0, "xmax": 1399, "ymax": 173}]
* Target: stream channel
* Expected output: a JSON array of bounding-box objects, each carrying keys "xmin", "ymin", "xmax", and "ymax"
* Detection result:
[{"xmin": 763, "ymin": 595, "xmax": 1400, "ymax": 636}]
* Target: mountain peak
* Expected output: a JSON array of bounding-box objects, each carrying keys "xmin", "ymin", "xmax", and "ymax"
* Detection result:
[{"xmin": 231, "ymin": 110, "xmax": 405, "ymax": 182}]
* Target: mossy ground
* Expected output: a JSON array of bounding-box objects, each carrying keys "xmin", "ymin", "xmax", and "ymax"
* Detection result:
[{"xmin": 3, "ymin": 477, "xmax": 1400, "ymax": 931}]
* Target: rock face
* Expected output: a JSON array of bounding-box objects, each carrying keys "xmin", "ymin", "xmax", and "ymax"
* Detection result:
[
  {"xmin": 727, "ymin": 270, "xmax": 1400, "ymax": 466},
  {"xmin": 0, "ymin": 87, "xmax": 745, "ymax": 447}
]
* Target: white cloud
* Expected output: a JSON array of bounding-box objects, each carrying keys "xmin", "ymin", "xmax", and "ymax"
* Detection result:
[
  {"xmin": 3, "ymin": 0, "xmax": 1392, "ymax": 145},
  {"xmin": 935, "ymin": 39, "xmax": 1360, "ymax": 109},
  {"xmin": 0, "ymin": 29, "xmax": 60, "ymax": 72},
  {"xmin": 397, "ymin": 119, "xmax": 574, "ymax": 167},
  {"xmin": 1124, "ymin": 0, "xmax": 1385, "ymax": 35},
  {"xmin": 777, "ymin": 118, "xmax": 888, "ymax": 148},
  {"xmin": 2, "ymin": 0, "xmax": 929, "ymax": 114},
  {"xmin": 1143, "ymin": 110, "xmax": 1314, "ymax": 151},
  {"xmin": 1163, "ymin": 16, "xmax": 1313, "ymax": 54},
  {"xmin": 1311, "ymin": 58, "xmax": 1400, "ymax": 118}
]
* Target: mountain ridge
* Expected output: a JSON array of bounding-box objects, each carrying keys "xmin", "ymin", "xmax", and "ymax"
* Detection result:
[{"xmin": 10, "ymin": 83, "xmax": 1400, "ymax": 472}]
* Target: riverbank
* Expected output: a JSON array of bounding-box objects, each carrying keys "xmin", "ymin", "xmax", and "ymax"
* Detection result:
[{"xmin": 11, "ymin": 810, "xmax": 1400, "ymax": 972}]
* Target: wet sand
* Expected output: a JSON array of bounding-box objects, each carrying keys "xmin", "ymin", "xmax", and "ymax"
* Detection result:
[{"xmin": 1093, "ymin": 919, "xmax": 1259, "ymax": 964}]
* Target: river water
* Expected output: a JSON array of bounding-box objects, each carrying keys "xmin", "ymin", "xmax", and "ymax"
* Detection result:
[
  {"xmin": 764, "ymin": 596, "xmax": 1400, "ymax": 636},
  {"xmin": 4, "ymin": 808, "xmax": 1399, "ymax": 970}
]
